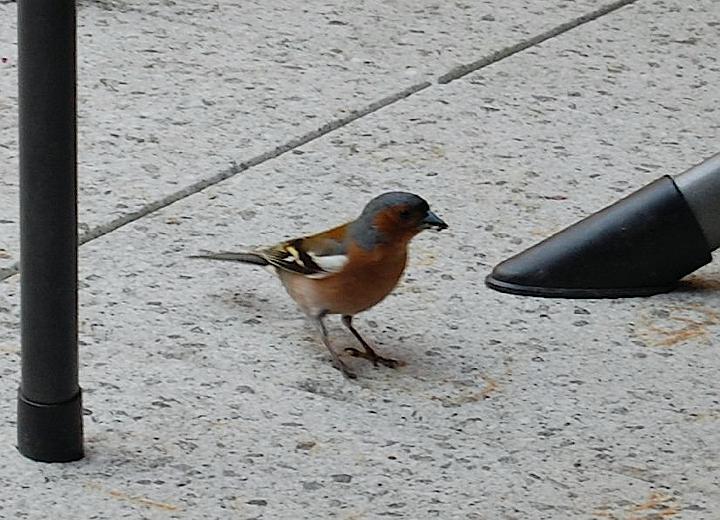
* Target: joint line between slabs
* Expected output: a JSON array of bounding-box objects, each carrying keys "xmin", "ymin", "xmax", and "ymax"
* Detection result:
[
  {"xmin": 438, "ymin": 0, "xmax": 640, "ymax": 84},
  {"xmin": 0, "ymin": 82, "xmax": 431, "ymax": 283}
]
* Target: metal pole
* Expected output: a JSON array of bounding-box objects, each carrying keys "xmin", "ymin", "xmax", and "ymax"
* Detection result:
[{"xmin": 16, "ymin": 0, "xmax": 83, "ymax": 462}]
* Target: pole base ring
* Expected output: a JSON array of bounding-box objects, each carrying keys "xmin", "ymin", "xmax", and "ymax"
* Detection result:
[{"xmin": 17, "ymin": 389, "xmax": 84, "ymax": 462}]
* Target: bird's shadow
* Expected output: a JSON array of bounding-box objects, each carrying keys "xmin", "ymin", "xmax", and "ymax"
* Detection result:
[
  {"xmin": 301, "ymin": 326, "xmax": 497, "ymax": 401},
  {"xmin": 212, "ymin": 290, "xmax": 494, "ymax": 395}
]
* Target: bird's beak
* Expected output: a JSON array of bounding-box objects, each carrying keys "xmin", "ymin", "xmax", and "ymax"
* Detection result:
[{"xmin": 420, "ymin": 210, "xmax": 448, "ymax": 231}]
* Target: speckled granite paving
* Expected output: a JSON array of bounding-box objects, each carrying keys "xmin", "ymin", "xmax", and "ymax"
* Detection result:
[{"xmin": 1, "ymin": 0, "xmax": 720, "ymax": 518}]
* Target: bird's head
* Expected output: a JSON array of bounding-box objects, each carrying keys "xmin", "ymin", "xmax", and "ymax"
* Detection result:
[{"xmin": 351, "ymin": 192, "xmax": 447, "ymax": 249}]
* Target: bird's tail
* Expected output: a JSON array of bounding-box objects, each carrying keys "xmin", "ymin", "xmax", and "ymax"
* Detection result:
[{"xmin": 189, "ymin": 251, "xmax": 269, "ymax": 266}]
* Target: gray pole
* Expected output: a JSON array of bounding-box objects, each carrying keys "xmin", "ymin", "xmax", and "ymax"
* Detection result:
[{"xmin": 16, "ymin": 0, "xmax": 83, "ymax": 462}]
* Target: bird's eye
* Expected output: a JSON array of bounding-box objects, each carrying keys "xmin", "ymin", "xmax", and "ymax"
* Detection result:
[{"xmin": 399, "ymin": 209, "xmax": 411, "ymax": 220}]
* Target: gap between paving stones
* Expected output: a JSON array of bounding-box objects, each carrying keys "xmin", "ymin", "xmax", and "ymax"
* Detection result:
[
  {"xmin": 438, "ymin": 0, "xmax": 639, "ymax": 83},
  {"xmin": 0, "ymin": 0, "xmax": 640, "ymax": 284}
]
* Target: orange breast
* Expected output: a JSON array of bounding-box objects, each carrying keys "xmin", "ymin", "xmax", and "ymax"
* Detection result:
[{"xmin": 280, "ymin": 242, "xmax": 408, "ymax": 316}]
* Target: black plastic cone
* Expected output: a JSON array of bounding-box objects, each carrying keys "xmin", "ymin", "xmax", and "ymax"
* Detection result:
[{"xmin": 486, "ymin": 176, "xmax": 712, "ymax": 298}]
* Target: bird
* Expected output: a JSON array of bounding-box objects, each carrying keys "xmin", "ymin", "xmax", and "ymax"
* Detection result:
[{"xmin": 192, "ymin": 191, "xmax": 448, "ymax": 379}]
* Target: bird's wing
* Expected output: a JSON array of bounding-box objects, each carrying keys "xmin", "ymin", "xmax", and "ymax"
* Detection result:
[{"xmin": 260, "ymin": 222, "xmax": 351, "ymax": 277}]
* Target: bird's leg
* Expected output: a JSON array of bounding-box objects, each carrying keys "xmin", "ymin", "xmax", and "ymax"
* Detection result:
[
  {"xmin": 341, "ymin": 315, "xmax": 399, "ymax": 369},
  {"xmin": 312, "ymin": 313, "xmax": 357, "ymax": 379}
]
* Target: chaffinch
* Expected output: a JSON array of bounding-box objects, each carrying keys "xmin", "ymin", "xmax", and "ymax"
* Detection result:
[{"xmin": 194, "ymin": 191, "xmax": 448, "ymax": 379}]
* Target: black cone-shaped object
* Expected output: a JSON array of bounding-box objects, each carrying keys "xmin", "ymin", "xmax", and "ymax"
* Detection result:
[{"xmin": 486, "ymin": 153, "xmax": 720, "ymax": 298}]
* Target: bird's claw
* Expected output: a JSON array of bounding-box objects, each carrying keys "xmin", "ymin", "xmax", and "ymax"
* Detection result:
[
  {"xmin": 344, "ymin": 347, "xmax": 400, "ymax": 369},
  {"xmin": 377, "ymin": 356, "xmax": 400, "ymax": 369}
]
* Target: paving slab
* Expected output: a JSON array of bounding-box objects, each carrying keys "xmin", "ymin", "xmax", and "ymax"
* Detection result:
[
  {"xmin": 1, "ymin": 0, "xmax": 720, "ymax": 519},
  {"xmin": 1, "ymin": 0, "xmax": 630, "ymax": 271}
]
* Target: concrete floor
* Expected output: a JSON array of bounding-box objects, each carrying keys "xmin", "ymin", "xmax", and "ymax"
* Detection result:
[{"xmin": 1, "ymin": 0, "xmax": 719, "ymax": 518}]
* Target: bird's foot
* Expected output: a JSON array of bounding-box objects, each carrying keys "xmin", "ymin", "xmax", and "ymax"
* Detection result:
[{"xmin": 344, "ymin": 347, "xmax": 400, "ymax": 369}]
